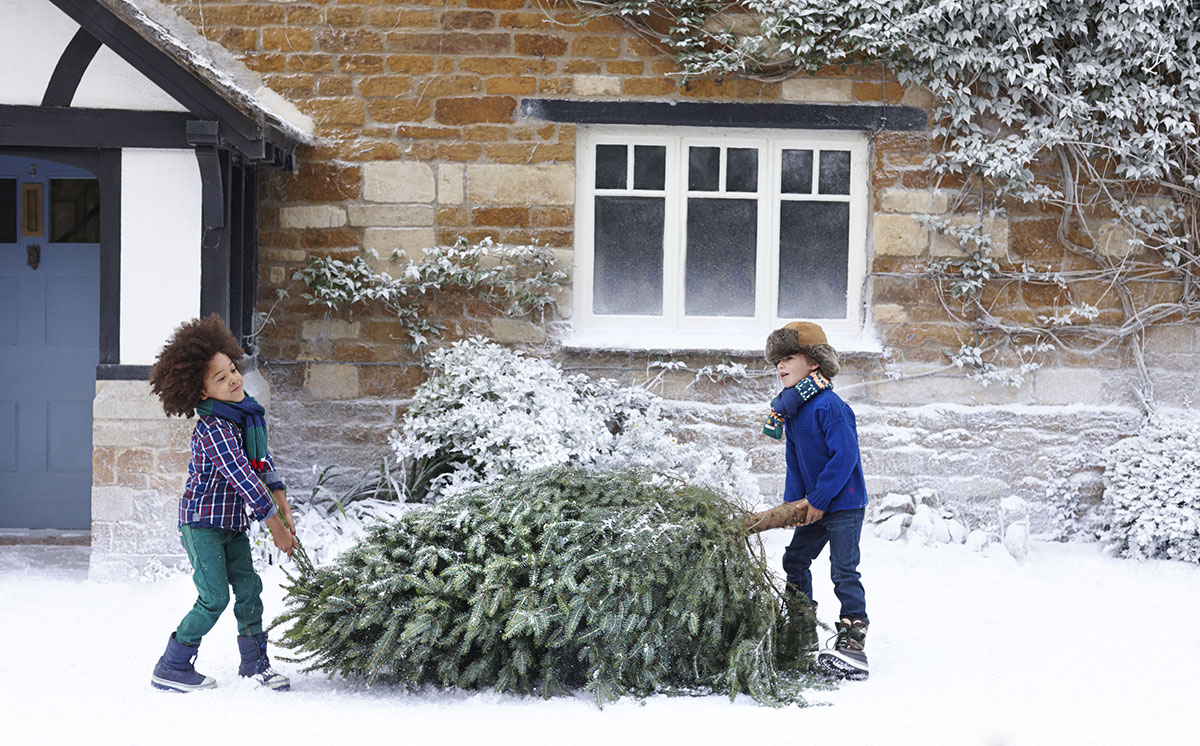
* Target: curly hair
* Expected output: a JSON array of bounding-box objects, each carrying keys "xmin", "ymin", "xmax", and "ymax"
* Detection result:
[{"xmin": 149, "ymin": 315, "xmax": 246, "ymax": 417}]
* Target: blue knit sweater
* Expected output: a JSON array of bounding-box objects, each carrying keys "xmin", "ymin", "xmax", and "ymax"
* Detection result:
[{"xmin": 772, "ymin": 386, "xmax": 869, "ymax": 513}]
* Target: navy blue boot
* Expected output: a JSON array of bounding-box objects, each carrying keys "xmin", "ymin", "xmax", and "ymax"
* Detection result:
[
  {"xmin": 151, "ymin": 633, "xmax": 217, "ymax": 693},
  {"xmin": 237, "ymin": 633, "xmax": 290, "ymax": 691}
]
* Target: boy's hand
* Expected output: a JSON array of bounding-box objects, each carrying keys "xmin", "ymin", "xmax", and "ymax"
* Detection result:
[
  {"xmin": 265, "ymin": 514, "xmax": 296, "ymax": 556},
  {"xmin": 803, "ymin": 507, "xmax": 825, "ymax": 526},
  {"xmin": 272, "ymin": 488, "xmax": 296, "ymax": 535}
]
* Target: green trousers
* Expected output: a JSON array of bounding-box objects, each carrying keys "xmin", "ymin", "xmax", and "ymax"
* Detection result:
[{"xmin": 175, "ymin": 525, "xmax": 264, "ymax": 646}]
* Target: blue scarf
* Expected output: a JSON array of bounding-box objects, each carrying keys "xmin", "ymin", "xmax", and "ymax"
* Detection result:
[
  {"xmin": 195, "ymin": 395, "xmax": 270, "ymax": 470},
  {"xmin": 763, "ymin": 372, "xmax": 833, "ymax": 439}
]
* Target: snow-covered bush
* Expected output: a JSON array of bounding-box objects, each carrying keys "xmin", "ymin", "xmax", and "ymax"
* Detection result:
[
  {"xmin": 1000, "ymin": 496, "xmax": 1031, "ymax": 562},
  {"xmin": 1101, "ymin": 414, "xmax": 1200, "ymax": 562},
  {"xmin": 1044, "ymin": 472, "xmax": 1097, "ymax": 542},
  {"xmin": 390, "ymin": 337, "xmax": 759, "ymax": 504}
]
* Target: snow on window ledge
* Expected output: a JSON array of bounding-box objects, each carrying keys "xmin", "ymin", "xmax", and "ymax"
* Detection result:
[{"xmin": 561, "ymin": 327, "xmax": 884, "ymax": 357}]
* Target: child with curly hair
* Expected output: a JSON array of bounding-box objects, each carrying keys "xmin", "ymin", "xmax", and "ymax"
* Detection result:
[{"xmin": 147, "ymin": 315, "xmax": 296, "ymax": 693}]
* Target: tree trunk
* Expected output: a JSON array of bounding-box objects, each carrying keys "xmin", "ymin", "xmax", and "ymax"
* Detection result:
[{"xmin": 744, "ymin": 500, "xmax": 810, "ymax": 534}]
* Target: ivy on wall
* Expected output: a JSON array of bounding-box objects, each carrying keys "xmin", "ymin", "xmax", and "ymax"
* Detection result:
[
  {"xmin": 579, "ymin": 0, "xmax": 1200, "ymax": 406},
  {"xmin": 294, "ymin": 237, "xmax": 567, "ymax": 350}
]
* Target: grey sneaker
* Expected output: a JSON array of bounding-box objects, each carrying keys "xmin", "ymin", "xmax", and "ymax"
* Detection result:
[{"xmin": 817, "ymin": 618, "xmax": 868, "ymax": 680}]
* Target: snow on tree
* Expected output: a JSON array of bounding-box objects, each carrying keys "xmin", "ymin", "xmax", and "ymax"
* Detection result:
[{"xmin": 274, "ymin": 467, "xmax": 819, "ymax": 706}]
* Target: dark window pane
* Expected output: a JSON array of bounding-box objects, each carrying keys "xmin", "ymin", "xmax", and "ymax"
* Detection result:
[
  {"xmin": 818, "ymin": 150, "xmax": 851, "ymax": 195},
  {"xmin": 633, "ymin": 145, "xmax": 666, "ymax": 191},
  {"xmin": 50, "ymin": 179, "xmax": 100, "ymax": 243},
  {"xmin": 781, "ymin": 149, "xmax": 813, "ymax": 194},
  {"xmin": 725, "ymin": 148, "xmax": 758, "ymax": 192},
  {"xmin": 595, "ymin": 145, "xmax": 627, "ymax": 189},
  {"xmin": 778, "ymin": 201, "xmax": 849, "ymax": 318},
  {"xmin": 594, "ymin": 196, "xmax": 664, "ymax": 315},
  {"xmin": 688, "ymin": 146, "xmax": 720, "ymax": 192},
  {"xmin": 685, "ymin": 198, "xmax": 757, "ymax": 317},
  {"xmin": 0, "ymin": 179, "xmax": 14, "ymax": 243}
]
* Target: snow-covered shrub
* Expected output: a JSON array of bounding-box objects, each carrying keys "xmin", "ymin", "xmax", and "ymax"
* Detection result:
[
  {"xmin": 389, "ymin": 337, "xmax": 759, "ymax": 504},
  {"xmin": 1044, "ymin": 473, "xmax": 1094, "ymax": 542},
  {"xmin": 1000, "ymin": 496, "xmax": 1031, "ymax": 562},
  {"xmin": 1101, "ymin": 414, "xmax": 1200, "ymax": 562}
]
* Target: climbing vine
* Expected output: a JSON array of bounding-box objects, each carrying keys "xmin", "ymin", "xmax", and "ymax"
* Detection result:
[
  {"xmin": 576, "ymin": 0, "xmax": 1200, "ymax": 407},
  {"xmin": 295, "ymin": 237, "xmax": 567, "ymax": 350}
]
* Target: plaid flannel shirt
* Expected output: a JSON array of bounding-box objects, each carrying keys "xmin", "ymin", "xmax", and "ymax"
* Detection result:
[{"xmin": 178, "ymin": 415, "xmax": 285, "ymax": 531}]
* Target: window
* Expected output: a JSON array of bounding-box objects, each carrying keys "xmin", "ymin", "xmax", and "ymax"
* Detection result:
[
  {"xmin": 0, "ymin": 179, "xmax": 14, "ymax": 243},
  {"xmin": 573, "ymin": 126, "xmax": 868, "ymax": 350},
  {"xmin": 50, "ymin": 178, "xmax": 101, "ymax": 243}
]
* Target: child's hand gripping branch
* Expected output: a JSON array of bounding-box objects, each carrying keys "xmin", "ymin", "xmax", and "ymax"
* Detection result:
[
  {"xmin": 265, "ymin": 513, "xmax": 296, "ymax": 557},
  {"xmin": 268, "ymin": 488, "xmax": 297, "ymax": 556}
]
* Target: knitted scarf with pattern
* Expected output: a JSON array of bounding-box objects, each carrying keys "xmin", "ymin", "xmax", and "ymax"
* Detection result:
[
  {"xmin": 196, "ymin": 395, "xmax": 270, "ymax": 470},
  {"xmin": 762, "ymin": 371, "xmax": 833, "ymax": 439}
]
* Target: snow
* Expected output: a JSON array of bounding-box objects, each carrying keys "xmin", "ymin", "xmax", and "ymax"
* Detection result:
[
  {"xmin": 108, "ymin": 0, "xmax": 314, "ymax": 140},
  {"xmin": 3, "ymin": 534, "xmax": 1196, "ymax": 746}
]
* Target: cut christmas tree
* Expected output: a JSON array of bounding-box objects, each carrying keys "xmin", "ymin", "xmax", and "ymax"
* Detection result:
[{"xmin": 275, "ymin": 467, "xmax": 820, "ymax": 706}]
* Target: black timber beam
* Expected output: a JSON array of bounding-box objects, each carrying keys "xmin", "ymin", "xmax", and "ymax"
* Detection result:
[
  {"xmin": 0, "ymin": 105, "xmax": 194, "ymax": 149},
  {"xmin": 48, "ymin": 0, "xmax": 276, "ymax": 160},
  {"xmin": 520, "ymin": 99, "xmax": 928, "ymax": 131},
  {"xmin": 42, "ymin": 28, "xmax": 103, "ymax": 107}
]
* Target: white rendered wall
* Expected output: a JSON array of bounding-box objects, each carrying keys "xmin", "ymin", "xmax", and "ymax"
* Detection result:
[
  {"xmin": 73, "ymin": 45, "xmax": 188, "ymax": 112},
  {"xmin": 0, "ymin": 0, "xmax": 80, "ymax": 105},
  {"xmin": 120, "ymin": 149, "xmax": 202, "ymax": 365}
]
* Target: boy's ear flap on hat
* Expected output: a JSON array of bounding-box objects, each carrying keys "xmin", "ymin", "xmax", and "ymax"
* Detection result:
[
  {"xmin": 765, "ymin": 326, "xmax": 803, "ymax": 365},
  {"xmin": 798, "ymin": 344, "xmax": 840, "ymax": 379}
]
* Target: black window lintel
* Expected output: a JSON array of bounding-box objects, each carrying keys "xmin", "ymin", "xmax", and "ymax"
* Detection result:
[{"xmin": 520, "ymin": 98, "xmax": 927, "ymax": 132}]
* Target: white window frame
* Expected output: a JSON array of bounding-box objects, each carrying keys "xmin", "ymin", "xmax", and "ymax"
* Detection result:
[{"xmin": 570, "ymin": 124, "xmax": 871, "ymax": 352}]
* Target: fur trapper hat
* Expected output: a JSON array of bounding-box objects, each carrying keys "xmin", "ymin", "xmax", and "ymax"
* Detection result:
[{"xmin": 764, "ymin": 321, "xmax": 840, "ymax": 378}]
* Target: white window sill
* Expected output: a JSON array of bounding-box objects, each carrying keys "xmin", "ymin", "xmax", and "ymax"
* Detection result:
[{"xmin": 561, "ymin": 328, "xmax": 884, "ymax": 356}]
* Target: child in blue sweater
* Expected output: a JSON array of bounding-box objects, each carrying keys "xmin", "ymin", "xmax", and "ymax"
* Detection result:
[{"xmin": 765, "ymin": 321, "xmax": 870, "ymax": 681}]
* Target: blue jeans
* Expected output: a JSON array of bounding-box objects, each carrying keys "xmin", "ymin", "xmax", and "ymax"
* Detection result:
[{"xmin": 782, "ymin": 508, "xmax": 868, "ymax": 622}]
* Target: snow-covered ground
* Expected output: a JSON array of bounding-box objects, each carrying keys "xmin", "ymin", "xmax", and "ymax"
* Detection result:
[{"xmin": 2, "ymin": 533, "xmax": 1195, "ymax": 746}]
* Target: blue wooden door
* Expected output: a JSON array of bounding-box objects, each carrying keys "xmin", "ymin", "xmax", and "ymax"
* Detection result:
[{"xmin": 0, "ymin": 154, "xmax": 100, "ymax": 529}]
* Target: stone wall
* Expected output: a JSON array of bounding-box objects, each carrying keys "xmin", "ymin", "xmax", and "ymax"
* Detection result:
[
  {"xmin": 89, "ymin": 380, "xmax": 193, "ymax": 581},
  {"xmin": 85, "ymin": 1, "xmax": 1200, "ymax": 575},
  {"xmin": 146, "ymin": 0, "xmax": 1200, "ymax": 401}
]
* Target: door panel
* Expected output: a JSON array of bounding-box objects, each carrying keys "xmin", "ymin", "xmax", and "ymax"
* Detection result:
[
  {"xmin": 46, "ymin": 272, "xmax": 100, "ymax": 346},
  {"xmin": 48, "ymin": 401, "xmax": 93, "ymax": 473},
  {"xmin": 0, "ymin": 275, "xmax": 16, "ymax": 345},
  {"xmin": 0, "ymin": 401, "xmax": 15, "ymax": 473}
]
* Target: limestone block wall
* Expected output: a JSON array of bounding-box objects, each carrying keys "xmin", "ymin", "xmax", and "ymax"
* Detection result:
[
  {"xmin": 89, "ymin": 381, "xmax": 193, "ymax": 581},
  {"xmin": 666, "ymin": 396, "xmax": 1142, "ymax": 534},
  {"xmin": 109, "ymin": 0, "xmax": 1200, "ymax": 554}
]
